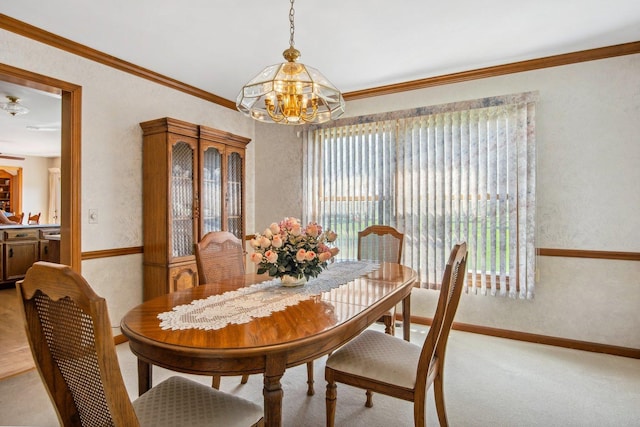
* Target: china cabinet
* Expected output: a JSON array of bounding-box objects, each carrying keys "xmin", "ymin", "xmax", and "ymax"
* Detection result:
[{"xmin": 141, "ymin": 117, "xmax": 250, "ymax": 300}]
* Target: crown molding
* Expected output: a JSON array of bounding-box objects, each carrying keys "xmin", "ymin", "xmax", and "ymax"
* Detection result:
[
  {"xmin": 344, "ymin": 41, "xmax": 640, "ymax": 100},
  {"xmin": 2, "ymin": 14, "xmax": 639, "ymax": 109},
  {"xmin": 0, "ymin": 14, "xmax": 235, "ymax": 110}
]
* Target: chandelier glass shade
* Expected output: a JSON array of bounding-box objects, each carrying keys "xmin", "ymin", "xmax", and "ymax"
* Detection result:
[
  {"xmin": 236, "ymin": 0, "xmax": 345, "ymax": 125},
  {"xmin": 1, "ymin": 96, "xmax": 29, "ymax": 116}
]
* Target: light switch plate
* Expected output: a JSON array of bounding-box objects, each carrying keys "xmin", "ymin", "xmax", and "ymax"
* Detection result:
[{"xmin": 88, "ymin": 209, "xmax": 98, "ymax": 224}]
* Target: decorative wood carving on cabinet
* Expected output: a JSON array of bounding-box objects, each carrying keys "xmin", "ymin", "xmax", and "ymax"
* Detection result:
[{"xmin": 141, "ymin": 118, "xmax": 250, "ymax": 301}]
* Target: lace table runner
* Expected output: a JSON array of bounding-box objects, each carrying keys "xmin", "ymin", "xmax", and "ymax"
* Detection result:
[{"xmin": 158, "ymin": 260, "xmax": 379, "ymax": 331}]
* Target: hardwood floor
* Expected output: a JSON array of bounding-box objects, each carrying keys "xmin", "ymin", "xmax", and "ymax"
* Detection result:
[{"xmin": 0, "ymin": 286, "xmax": 35, "ymax": 379}]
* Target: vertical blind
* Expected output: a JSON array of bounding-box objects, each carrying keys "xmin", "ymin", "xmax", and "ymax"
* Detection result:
[{"xmin": 303, "ymin": 92, "xmax": 537, "ymax": 299}]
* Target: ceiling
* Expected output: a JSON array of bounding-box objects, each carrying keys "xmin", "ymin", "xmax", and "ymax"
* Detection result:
[
  {"xmin": 2, "ymin": 1, "xmax": 640, "ymax": 157},
  {"xmin": 0, "ymin": 80, "xmax": 61, "ymax": 158}
]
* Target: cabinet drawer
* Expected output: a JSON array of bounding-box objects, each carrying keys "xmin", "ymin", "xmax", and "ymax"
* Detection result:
[
  {"xmin": 4, "ymin": 229, "xmax": 39, "ymax": 241},
  {"xmin": 39, "ymin": 228, "xmax": 60, "ymax": 239}
]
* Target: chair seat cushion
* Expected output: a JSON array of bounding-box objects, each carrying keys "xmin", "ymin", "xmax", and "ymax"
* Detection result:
[
  {"xmin": 326, "ymin": 329, "xmax": 421, "ymax": 388},
  {"xmin": 133, "ymin": 376, "xmax": 263, "ymax": 427}
]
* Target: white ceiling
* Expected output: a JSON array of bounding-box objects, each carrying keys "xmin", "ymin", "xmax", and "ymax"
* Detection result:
[
  {"xmin": 2, "ymin": 0, "xmax": 640, "ymax": 157},
  {"xmin": 0, "ymin": 81, "xmax": 61, "ymax": 158}
]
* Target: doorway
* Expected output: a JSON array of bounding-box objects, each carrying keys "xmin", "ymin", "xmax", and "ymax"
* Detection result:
[{"xmin": 0, "ymin": 63, "xmax": 81, "ymax": 270}]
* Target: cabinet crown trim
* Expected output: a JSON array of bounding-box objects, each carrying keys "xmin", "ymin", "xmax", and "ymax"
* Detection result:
[{"xmin": 141, "ymin": 118, "xmax": 251, "ymax": 147}]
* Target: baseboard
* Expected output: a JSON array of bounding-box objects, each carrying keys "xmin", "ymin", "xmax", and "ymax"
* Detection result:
[{"xmin": 409, "ymin": 315, "xmax": 640, "ymax": 359}]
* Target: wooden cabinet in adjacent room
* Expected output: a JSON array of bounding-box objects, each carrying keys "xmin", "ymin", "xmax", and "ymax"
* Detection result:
[
  {"xmin": 3, "ymin": 229, "xmax": 39, "ymax": 281},
  {"xmin": 141, "ymin": 117, "xmax": 250, "ymax": 300},
  {"xmin": 0, "ymin": 226, "xmax": 60, "ymax": 285},
  {"xmin": 39, "ymin": 229, "xmax": 61, "ymax": 263}
]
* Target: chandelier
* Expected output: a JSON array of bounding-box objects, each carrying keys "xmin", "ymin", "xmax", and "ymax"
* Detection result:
[
  {"xmin": 236, "ymin": 0, "xmax": 345, "ymax": 125},
  {"xmin": 0, "ymin": 96, "xmax": 29, "ymax": 116}
]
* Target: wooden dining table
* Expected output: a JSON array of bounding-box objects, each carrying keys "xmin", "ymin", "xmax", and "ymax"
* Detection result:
[{"xmin": 120, "ymin": 261, "xmax": 417, "ymax": 427}]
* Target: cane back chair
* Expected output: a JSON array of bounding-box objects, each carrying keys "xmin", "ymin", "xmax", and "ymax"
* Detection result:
[{"xmin": 17, "ymin": 261, "xmax": 264, "ymax": 427}]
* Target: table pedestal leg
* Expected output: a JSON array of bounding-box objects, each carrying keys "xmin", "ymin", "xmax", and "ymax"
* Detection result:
[
  {"xmin": 138, "ymin": 359, "xmax": 152, "ymax": 396},
  {"xmin": 264, "ymin": 354, "xmax": 286, "ymax": 427}
]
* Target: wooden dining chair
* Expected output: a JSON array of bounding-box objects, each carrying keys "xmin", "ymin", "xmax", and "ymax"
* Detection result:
[
  {"xmin": 196, "ymin": 230, "xmax": 317, "ymax": 395},
  {"xmin": 357, "ymin": 225, "xmax": 405, "ymax": 335},
  {"xmin": 195, "ymin": 231, "xmax": 249, "ymax": 387},
  {"xmin": 326, "ymin": 242, "xmax": 468, "ymax": 427},
  {"xmin": 17, "ymin": 261, "xmax": 264, "ymax": 427},
  {"xmin": 7, "ymin": 212, "xmax": 23, "ymax": 224},
  {"xmin": 196, "ymin": 231, "xmax": 246, "ymax": 287},
  {"xmin": 27, "ymin": 211, "xmax": 40, "ymax": 224}
]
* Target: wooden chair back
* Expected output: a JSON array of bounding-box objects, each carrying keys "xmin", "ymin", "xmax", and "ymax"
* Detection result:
[
  {"xmin": 357, "ymin": 225, "xmax": 404, "ymax": 264},
  {"xmin": 357, "ymin": 225, "xmax": 405, "ymax": 335},
  {"xmin": 324, "ymin": 242, "xmax": 467, "ymax": 427},
  {"xmin": 16, "ymin": 261, "xmax": 141, "ymax": 426},
  {"xmin": 417, "ymin": 242, "xmax": 467, "ymax": 386},
  {"xmin": 28, "ymin": 212, "xmax": 41, "ymax": 224},
  {"xmin": 195, "ymin": 231, "xmax": 253, "ymax": 387},
  {"xmin": 7, "ymin": 212, "xmax": 23, "ymax": 224},
  {"xmin": 195, "ymin": 231, "xmax": 245, "ymax": 285}
]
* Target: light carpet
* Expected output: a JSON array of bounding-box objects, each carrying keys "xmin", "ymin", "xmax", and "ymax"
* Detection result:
[{"xmin": 1, "ymin": 323, "xmax": 639, "ymax": 426}]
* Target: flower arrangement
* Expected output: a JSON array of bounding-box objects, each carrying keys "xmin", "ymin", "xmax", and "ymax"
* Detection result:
[{"xmin": 249, "ymin": 217, "xmax": 339, "ymax": 282}]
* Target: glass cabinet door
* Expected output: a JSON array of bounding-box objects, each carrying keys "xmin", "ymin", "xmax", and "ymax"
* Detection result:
[
  {"xmin": 226, "ymin": 150, "xmax": 244, "ymax": 238},
  {"xmin": 201, "ymin": 145, "xmax": 223, "ymax": 236},
  {"xmin": 171, "ymin": 140, "xmax": 195, "ymax": 258}
]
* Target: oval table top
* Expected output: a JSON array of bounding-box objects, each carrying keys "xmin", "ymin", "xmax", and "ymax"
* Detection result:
[{"xmin": 120, "ymin": 261, "xmax": 417, "ymax": 427}]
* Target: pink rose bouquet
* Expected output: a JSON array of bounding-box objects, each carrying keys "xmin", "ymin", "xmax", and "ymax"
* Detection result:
[{"xmin": 249, "ymin": 217, "xmax": 339, "ymax": 280}]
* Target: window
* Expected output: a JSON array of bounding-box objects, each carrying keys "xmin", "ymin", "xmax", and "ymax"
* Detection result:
[{"xmin": 303, "ymin": 92, "xmax": 537, "ymax": 298}]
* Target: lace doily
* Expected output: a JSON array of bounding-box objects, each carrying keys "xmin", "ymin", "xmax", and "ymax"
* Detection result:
[{"xmin": 158, "ymin": 260, "xmax": 379, "ymax": 331}]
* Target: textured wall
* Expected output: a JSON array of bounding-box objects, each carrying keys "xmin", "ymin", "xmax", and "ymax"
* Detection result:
[
  {"xmin": 3, "ymin": 27, "xmax": 638, "ymax": 348},
  {"xmin": 251, "ymin": 122, "xmax": 303, "ymax": 231},
  {"xmin": 1, "ymin": 29, "xmax": 256, "ymax": 321},
  {"xmin": 0, "ymin": 156, "xmax": 50, "ymax": 218},
  {"xmin": 253, "ymin": 54, "xmax": 640, "ymax": 348}
]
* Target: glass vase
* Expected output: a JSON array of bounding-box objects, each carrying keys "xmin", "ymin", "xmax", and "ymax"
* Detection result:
[{"xmin": 280, "ymin": 274, "xmax": 307, "ymax": 287}]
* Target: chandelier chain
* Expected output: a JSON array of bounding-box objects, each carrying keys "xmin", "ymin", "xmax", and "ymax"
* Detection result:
[{"xmin": 289, "ymin": 0, "xmax": 295, "ymax": 48}]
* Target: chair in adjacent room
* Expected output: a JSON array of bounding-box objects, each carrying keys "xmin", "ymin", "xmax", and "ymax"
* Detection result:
[
  {"xmin": 7, "ymin": 212, "xmax": 23, "ymax": 224},
  {"xmin": 27, "ymin": 212, "xmax": 40, "ymax": 224},
  {"xmin": 16, "ymin": 261, "xmax": 264, "ymax": 427},
  {"xmin": 357, "ymin": 224, "xmax": 405, "ymax": 335},
  {"xmin": 325, "ymin": 242, "xmax": 468, "ymax": 427}
]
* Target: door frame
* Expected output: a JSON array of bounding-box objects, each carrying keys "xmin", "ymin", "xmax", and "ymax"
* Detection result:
[{"xmin": 0, "ymin": 63, "xmax": 81, "ymax": 271}]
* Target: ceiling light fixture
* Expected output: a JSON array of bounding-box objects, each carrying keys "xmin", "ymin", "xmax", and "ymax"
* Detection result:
[
  {"xmin": 0, "ymin": 96, "xmax": 29, "ymax": 116},
  {"xmin": 236, "ymin": 0, "xmax": 345, "ymax": 125},
  {"xmin": 26, "ymin": 125, "xmax": 60, "ymax": 132}
]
